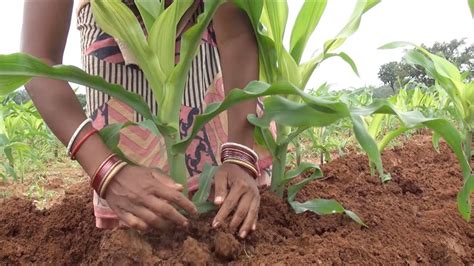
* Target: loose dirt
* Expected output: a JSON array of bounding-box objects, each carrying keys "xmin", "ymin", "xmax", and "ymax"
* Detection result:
[{"xmin": 0, "ymin": 135, "xmax": 473, "ymax": 264}]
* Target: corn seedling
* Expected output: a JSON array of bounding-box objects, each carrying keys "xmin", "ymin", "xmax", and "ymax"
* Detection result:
[
  {"xmin": 235, "ymin": 0, "xmax": 471, "ymax": 223},
  {"xmin": 380, "ymin": 41, "xmax": 474, "ymax": 220},
  {"xmin": 0, "ymin": 1, "xmax": 471, "ymax": 223}
]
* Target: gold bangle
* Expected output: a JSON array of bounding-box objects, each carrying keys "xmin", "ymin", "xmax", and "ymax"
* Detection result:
[
  {"xmin": 99, "ymin": 161, "xmax": 128, "ymax": 198},
  {"xmin": 223, "ymin": 159, "xmax": 258, "ymax": 177}
]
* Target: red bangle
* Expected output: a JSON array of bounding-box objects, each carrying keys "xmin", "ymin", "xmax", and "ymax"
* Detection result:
[
  {"xmin": 70, "ymin": 128, "xmax": 99, "ymax": 160},
  {"xmin": 91, "ymin": 154, "xmax": 119, "ymax": 193}
]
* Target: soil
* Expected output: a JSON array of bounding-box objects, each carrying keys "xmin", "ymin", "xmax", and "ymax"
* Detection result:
[{"xmin": 0, "ymin": 135, "xmax": 473, "ymax": 265}]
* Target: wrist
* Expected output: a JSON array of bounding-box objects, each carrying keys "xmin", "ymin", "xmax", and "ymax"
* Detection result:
[{"xmin": 74, "ymin": 129, "xmax": 115, "ymax": 177}]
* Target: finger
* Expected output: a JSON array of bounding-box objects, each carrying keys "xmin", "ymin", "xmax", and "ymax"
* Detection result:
[
  {"xmin": 151, "ymin": 171, "xmax": 183, "ymax": 191},
  {"xmin": 229, "ymin": 192, "xmax": 253, "ymax": 232},
  {"xmin": 214, "ymin": 167, "xmax": 228, "ymax": 205},
  {"xmin": 116, "ymin": 209, "xmax": 149, "ymax": 232},
  {"xmin": 153, "ymin": 186, "xmax": 198, "ymax": 216},
  {"xmin": 212, "ymin": 184, "xmax": 244, "ymax": 228},
  {"xmin": 133, "ymin": 206, "xmax": 174, "ymax": 231},
  {"xmin": 239, "ymin": 197, "xmax": 259, "ymax": 238},
  {"xmin": 144, "ymin": 196, "xmax": 190, "ymax": 227}
]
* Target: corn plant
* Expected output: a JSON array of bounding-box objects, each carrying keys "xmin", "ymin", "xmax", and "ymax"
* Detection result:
[
  {"xmin": 0, "ymin": 95, "xmax": 56, "ymax": 181},
  {"xmin": 380, "ymin": 42, "xmax": 474, "ymax": 220},
  {"xmin": 0, "ymin": 0, "xmax": 471, "ymax": 223},
  {"xmin": 233, "ymin": 0, "xmax": 471, "ymax": 222}
]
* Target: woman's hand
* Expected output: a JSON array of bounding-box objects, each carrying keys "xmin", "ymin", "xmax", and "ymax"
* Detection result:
[
  {"xmin": 104, "ymin": 165, "xmax": 198, "ymax": 232},
  {"xmin": 212, "ymin": 163, "xmax": 260, "ymax": 238}
]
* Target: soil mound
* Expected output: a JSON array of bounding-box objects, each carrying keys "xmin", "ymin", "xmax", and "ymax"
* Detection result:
[{"xmin": 0, "ymin": 135, "xmax": 472, "ymax": 264}]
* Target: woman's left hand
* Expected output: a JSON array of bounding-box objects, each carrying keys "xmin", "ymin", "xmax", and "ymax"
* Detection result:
[{"xmin": 212, "ymin": 162, "xmax": 260, "ymax": 238}]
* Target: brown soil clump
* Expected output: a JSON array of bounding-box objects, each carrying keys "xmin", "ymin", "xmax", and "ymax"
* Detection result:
[{"xmin": 0, "ymin": 135, "xmax": 472, "ymax": 264}]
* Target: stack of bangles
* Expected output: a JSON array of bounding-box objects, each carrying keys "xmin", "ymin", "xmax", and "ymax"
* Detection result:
[
  {"xmin": 67, "ymin": 118, "xmax": 127, "ymax": 196},
  {"xmin": 220, "ymin": 142, "xmax": 260, "ymax": 178},
  {"xmin": 90, "ymin": 154, "xmax": 127, "ymax": 197}
]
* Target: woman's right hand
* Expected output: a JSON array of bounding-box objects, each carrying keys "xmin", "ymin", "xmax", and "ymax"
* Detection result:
[{"xmin": 104, "ymin": 165, "xmax": 198, "ymax": 232}]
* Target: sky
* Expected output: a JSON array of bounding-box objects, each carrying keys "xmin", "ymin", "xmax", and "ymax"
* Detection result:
[{"xmin": 0, "ymin": 0, "xmax": 473, "ymax": 91}]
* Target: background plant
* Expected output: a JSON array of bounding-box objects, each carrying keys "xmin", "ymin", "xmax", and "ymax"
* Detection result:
[
  {"xmin": 233, "ymin": 0, "xmax": 471, "ymax": 223},
  {"xmin": 0, "ymin": 93, "xmax": 60, "ymax": 182},
  {"xmin": 381, "ymin": 41, "xmax": 474, "ymax": 220}
]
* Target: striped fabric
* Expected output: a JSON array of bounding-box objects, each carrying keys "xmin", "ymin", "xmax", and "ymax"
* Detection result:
[{"xmin": 77, "ymin": 2, "xmax": 272, "ymax": 229}]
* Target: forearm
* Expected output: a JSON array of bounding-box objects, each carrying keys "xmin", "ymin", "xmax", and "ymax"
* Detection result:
[
  {"xmin": 214, "ymin": 3, "xmax": 259, "ymax": 148},
  {"xmin": 219, "ymin": 35, "xmax": 258, "ymax": 147},
  {"xmin": 25, "ymin": 77, "xmax": 111, "ymax": 177},
  {"xmin": 22, "ymin": 0, "xmax": 111, "ymax": 177}
]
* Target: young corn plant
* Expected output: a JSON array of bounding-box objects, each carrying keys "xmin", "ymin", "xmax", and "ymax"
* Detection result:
[
  {"xmin": 381, "ymin": 42, "xmax": 474, "ymax": 221},
  {"xmin": 0, "ymin": 0, "xmax": 229, "ymax": 210},
  {"xmin": 0, "ymin": 95, "xmax": 53, "ymax": 181},
  {"xmin": 232, "ymin": 0, "xmax": 471, "ymax": 222},
  {"xmin": 0, "ymin": 0, "xmax": 471, "ymax": 223}
]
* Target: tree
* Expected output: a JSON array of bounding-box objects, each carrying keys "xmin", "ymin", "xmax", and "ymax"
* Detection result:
[{"xmin": 378, "ymin": 39, "xmax": 474, "ymax": 89}]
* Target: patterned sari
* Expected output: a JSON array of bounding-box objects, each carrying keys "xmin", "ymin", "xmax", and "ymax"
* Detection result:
[{"xmin": 77, "ymin": 1, "xmax": 273, "ymax": 228}]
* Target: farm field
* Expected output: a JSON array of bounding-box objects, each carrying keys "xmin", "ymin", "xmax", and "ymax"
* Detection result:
[
  {"xmin": 0, "ymin": 134, "xmax": 472, "ymax": 264},
  {"xmin": 0, "ymin": 0, "xmax": 474, "ymax": 264}
]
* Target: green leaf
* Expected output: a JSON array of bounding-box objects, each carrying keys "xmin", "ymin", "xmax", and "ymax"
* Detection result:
[
  {"xmin": 251, "ymin": 96, "xmax": 345, "ymax": 128},
  {"xmin": 289, "ymin": 199, "xmax": 366, "ymax": 226},
  {"xmin": 300, "ymin": 52, "xmax": 359, "ymax": 89},
  {"xmin": 289, "ymin": 0, "xmax": 327, "ymax": 63},
  {"xmin": 253, "ymin": 126, "xmax": 277, "ymax": 156},
  {"xmin": 378, "ymin": 41, "xmax": 414, "ymax": 50},
  {"xmin": 336, "ymin": 52, "xmax": 360, "ymax": 77},
  {"xmin": 0, "ymin": 75, "xmax": 31, "ymax": 94},
  {"xmin": 352, "ymin": 100, "xmax": 471, "ymax": 179},
  {"xmin": 263, "ymin": 0, "xmax": 288, "ymax": 47},
  {"xmin": 192, "ymin": 164, "xmax": 217, "ymax": 204},
  {"xmin": 91, "ymin": 0, "xmax": 165, "ymax": 103},
  {"xmin": 468, "ymin": 0, "xmax": 474, "ymax": 18},
  {"xmin": 173, "ymin": 80, "xmax": 351, "ymax": 153},
  {"xmin": 149, "ymin": 0, "xmax": 193, "ymax": 77},
  {"xmin": 162, "ymin": 0, "xmax": 224, "ymax": 125},
  {"xmin": 290, "ymin": 198, "xmax": 343, "ymax": 214},
  {"xmin": 3, "ymin": 146, "xmax": 14, "ymax": 166},
  {"xmin": 344, "ymin": 210, "xmax": 367, "ymax": 227},
  {"xmin": 135, "ymin": 0, "xmax": 164, "ymax": 32},
  {"xmin": 323, "ymin": 0, "xmax": 380, "ymax": 53},
  {"xmin": 195, "ymin": 201, "xmax": 217, "ymax": 214},
  {"xmin": 98, "ymin": 122, "xmax": 131, "ymax": 160},
  {"xmin": 432, "ymin": 132, "xmax": 441, "ymax": 153},
  {"xmin": 350, "ymin": 114, "xmax": 387, "ymax": 181},
  {"xmin": 0, "ymin": 53, "xmax": 154, "ymax": 121},
  {"xmin": 286, "ymin": 162, "xmax": 322, "ymax": 201},
  {"xmin": 137, "ymin": 119, "xmax": 161, "ymax": 137}
]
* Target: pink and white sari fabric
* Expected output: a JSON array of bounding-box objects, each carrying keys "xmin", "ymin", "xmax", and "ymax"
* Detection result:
[{"xmin": 77, "ymin": 1, "xmax": 272, "ymax": 228}]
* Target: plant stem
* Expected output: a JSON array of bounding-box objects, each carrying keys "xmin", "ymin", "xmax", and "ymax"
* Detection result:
[
  {"xmin": 164, "ymin": 134, "xmax": 188, "ymax": 195},
  {"xmin": 464, "ymin": 130, "xmax": 472, "ymax": 165},
  {"xmin": 271, "ymin": 143, "xmax": 288, "ymax": 197}
]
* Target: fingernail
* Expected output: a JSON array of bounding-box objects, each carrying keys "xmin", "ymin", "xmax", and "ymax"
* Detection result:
[
  {"xmin": 214, "ymin": 196, "xmax": 223, "ymax": 204},
  {"xmin": 252, "ymin": 223, "xmax": 256, "ymax": 231},
  {"xmin": 212, "ymin": 220, "xmax": 219, "ymax": 228},
  {"xmin": 240, "ymin": 231, "xmax": 247, "ymax": 238},
  {"xmin": 183, "ymin": 220, "xmax": 189, "ymax": 227}
]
